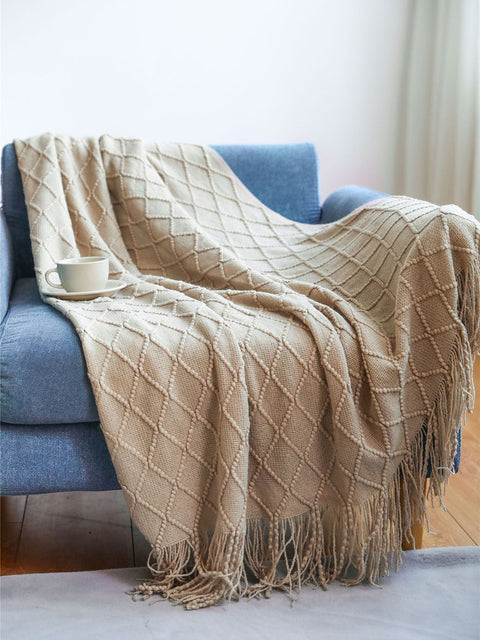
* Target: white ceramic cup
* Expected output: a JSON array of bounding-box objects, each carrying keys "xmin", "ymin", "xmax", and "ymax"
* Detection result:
[{"xmin": 45, "ymin": 257, "xmax": 109, "ymax": 292}]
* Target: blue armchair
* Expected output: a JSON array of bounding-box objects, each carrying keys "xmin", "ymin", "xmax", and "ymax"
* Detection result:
[{"xmin": 0, "ymin": 142, "xmax": 457, "ymax": 498}]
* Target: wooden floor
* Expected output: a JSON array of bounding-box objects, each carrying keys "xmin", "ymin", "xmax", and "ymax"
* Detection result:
[{"xmin": 2, "ymin": 359, "xmax": 479, "ymax": 576}]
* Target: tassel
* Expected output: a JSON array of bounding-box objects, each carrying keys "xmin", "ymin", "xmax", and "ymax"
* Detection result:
[{"xmin": 130, "ymin": 259, "xmax": 480, "ymax": 609}]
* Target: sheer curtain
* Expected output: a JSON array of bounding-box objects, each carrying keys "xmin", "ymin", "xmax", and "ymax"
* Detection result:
[{"xmin": 394, "ymin": 0, "xmax": 480, "ymax": 219}]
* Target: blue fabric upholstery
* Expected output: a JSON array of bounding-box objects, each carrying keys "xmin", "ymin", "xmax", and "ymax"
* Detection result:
[
  {"xmin": 212, "ymin": 144, "xmax": 321, "ymax": 224},
  {"xmin": 1, "ymin": 144, "xmax": 35, "ymax": 279},
  {"xmin": 0, "ymin": 422, "xmax": 119, "ymax": 495},
  {"xmin": 0, "ymin": 210, "xmax": 14, "ymax": 324},
  {"xmin": 0, "ymin": 278, "xmax": 99, "ymax": 424},
  {"xmin": 321, "ymin": 185, "xmax": 388, "ymax": 224}
]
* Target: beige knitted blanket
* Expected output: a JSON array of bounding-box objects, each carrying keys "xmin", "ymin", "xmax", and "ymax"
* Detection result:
[{"xmin": 15, "ymin": 134, "xmax": 480, "ymax": 609}]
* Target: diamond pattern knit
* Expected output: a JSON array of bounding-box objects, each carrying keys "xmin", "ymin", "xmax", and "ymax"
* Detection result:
[{"xmin": 15, "ymin": 134, "xmax": 480, "ymax": 609}]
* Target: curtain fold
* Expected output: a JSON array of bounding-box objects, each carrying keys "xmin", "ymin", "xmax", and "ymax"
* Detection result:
[{"xmin": 395, "ymin": 0, "xmax": 479, "ymax": 219}]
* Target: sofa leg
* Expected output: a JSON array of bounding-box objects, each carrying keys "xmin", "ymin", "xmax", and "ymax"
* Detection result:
[
  {"xmin": 402, "ymin": 520, "xmax": 424, "ymax": 550},
  {"xmin": 401, "ymin": 481, "xmax": 427, "ymax": 551}
]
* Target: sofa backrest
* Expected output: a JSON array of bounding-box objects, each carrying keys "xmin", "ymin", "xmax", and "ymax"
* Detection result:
[
  {"xmin": 211, "ymin": 144, "xmax": 321, "ymax": 223},
  {"xmin": 1, "ymin": 144, "xmax": 35, "ymax": 280},
  {"xmin": 1, "ymin": 141, "xmax": 321, "ymax": 280}
]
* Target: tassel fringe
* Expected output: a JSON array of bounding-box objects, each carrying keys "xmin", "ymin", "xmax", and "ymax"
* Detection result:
[{"xmin": 131, "ymin": 259, "xmax": 480, "ymax": 610}]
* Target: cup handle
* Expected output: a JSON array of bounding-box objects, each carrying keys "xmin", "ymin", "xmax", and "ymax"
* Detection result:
[{"xmin": 45, "ymin": 267, "xmax": 63, "ymax": 289}]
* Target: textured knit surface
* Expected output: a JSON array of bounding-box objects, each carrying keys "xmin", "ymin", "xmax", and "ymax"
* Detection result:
[{"xmin": 14, "ymin": 134, "xmax": 480, "ymax": 609}]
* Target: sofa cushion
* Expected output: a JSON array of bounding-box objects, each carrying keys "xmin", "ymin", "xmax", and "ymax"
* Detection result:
[
  {"xmin": 0, "ymin": 421, "xmax": 119, "ymax": 495},
  {"xmin": 0, "ymin": 277, "xmax": 462, "ymax": 474},
  {"xmin": 0, "ymin": 277, "xmax": 99, "ymax": 424}
]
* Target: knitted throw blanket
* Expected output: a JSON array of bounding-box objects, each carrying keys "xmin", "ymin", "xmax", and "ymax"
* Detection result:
[{"xmin": 15, "ymin": 134, "xmax": 480, "ymax": 609}]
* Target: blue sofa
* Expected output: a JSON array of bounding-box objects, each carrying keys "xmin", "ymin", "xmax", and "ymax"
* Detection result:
[{"xmin": 0, "ymin": 142, "xmax": 458, "ymax": 496}]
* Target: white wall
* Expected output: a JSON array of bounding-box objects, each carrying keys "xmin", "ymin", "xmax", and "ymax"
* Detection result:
[{"xmin": 1, "ymin": 0, "xmax": 410, "ymax": 200}]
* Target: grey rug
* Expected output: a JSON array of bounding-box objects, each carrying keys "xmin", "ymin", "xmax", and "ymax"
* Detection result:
[{"xmin": 1, "ymin": 547, "xmax": 479, "ymax": 640}]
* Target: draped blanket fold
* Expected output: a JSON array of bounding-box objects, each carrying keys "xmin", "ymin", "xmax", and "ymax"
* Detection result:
[{"xmin": 15, "ymin": 134, "xmax": 480, "ymax": 609}]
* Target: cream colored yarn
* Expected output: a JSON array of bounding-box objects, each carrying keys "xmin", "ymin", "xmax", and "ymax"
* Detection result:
[{"xmin": 15, "ymin": 134, "xmax": 480, "ymax": 609}]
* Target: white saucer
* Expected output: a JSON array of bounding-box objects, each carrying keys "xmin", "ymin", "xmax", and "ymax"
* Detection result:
[{"xmin": 45, "ymin": 279, "xmax": 127, "ymax": 301}]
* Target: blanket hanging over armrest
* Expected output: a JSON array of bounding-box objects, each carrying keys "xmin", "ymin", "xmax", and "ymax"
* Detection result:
[{"xmin": 15, "ymin": 134, "xmax": 480, "ymax": 609}]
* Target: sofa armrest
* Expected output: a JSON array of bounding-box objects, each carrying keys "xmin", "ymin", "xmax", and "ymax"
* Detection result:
[
  {"xmin": 0, "ymin": 209, "xmax": 14, "ymax": 324},
  {"xmin": 321, "ymin": 185, "xmax": 463, "ymax": 474},
  {"xmin": 321, "ymin": 185, "xmax": 388, "ymax": 224}
]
